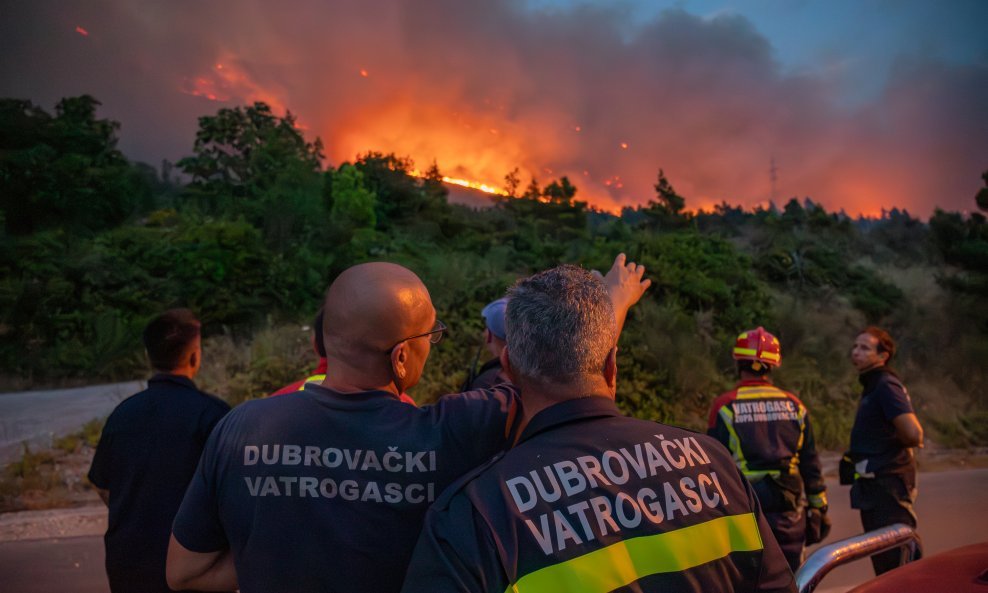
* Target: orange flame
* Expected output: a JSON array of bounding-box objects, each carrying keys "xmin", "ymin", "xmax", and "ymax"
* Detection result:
[
  {"xmin": 178, "ymin": 52, "xmax": 631, "ymax": 212},
  {"xmin": 409, "ymin": 169, "xmax": 508, "ymax": 196}
]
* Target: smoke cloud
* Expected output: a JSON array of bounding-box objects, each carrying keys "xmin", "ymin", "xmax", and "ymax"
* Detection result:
[{"xmin": 1, "ymin": 0, "xmax": 985, "ymax": 216}]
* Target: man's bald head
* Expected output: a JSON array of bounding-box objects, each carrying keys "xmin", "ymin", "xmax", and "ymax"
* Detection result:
[{"xmin": 322, "ymin": 262, "xmax": 435, "ymax": 360}]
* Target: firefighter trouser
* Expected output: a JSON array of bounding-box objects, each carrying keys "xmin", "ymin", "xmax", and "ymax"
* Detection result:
[
  {"xmin": 765, "ymin": 509, "xmax": 805, "ymax": 572},
  {"xmin": 853, "ymin": 474, "xmax": 923, "ymax": 576}
]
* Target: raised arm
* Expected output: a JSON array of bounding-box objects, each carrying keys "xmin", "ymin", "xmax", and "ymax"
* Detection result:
[{"xmin": 601, "ymin": 253, "xmax": 652, "ymax": 337}]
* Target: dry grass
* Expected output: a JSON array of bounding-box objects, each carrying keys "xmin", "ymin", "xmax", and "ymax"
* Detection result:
[
  {"xmin": 0, "ymin": 420, "xmax": 104, "ymax": 512},
  {"xmin": 196, "ymin": 322, "xmax": 316, "ymax": 405}
]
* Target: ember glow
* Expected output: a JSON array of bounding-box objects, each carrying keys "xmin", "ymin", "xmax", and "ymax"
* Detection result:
[
  {"xmin": 75, "ymin": 26, "xmax": 88, "ymax": 36},
  {"xmin": 178, "ymin": 60, "xmax": 296, "ymax": 123}
]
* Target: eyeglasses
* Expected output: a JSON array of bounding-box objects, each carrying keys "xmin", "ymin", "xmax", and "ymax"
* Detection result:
[{"xmin": 388, "ymin": 320, "xmax": 447, "ymax": 351}]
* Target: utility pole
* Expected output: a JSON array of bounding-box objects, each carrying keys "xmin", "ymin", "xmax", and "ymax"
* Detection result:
[{"xmin": 770, "ymin": 156, "xmax": 779, "ymax": 204}]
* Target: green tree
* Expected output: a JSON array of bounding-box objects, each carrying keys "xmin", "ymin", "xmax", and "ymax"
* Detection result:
[
  {"xmin": 421, "ymin": 161, "xmax": 450, "ymax": 215},
  {"xmin": 929, "ymin": 174, "xmax": 988, "ymax": 305},
  {"xmin": 503, "ymin": 167, "xmax": 521, "ymax": 198},
  {"xmin": 0, "ymin": 96, "xmax": 150, "ymax": 235},
  {"xmin": 976, "ymin": 170, "xmax": 988, "ymax": 213},
  {"xmin": 522, "ymin": 177, "xmax": 541, "ymax": 201},
  {"xmin": 641, "ymin": 169, "xmax": 689, "ymax": 229},
  {"xmin": 177, "ymin": 102, "xmax": 325, "ymax": 248},
  {"xmin": 543, "ymin": 176, "xmax": 577, "ymax": 204},
  {"xmin": 330, "ymin": 164, "xmax": 377, "ymax": 229},
  {"xmin": 352, "ymin": 152, "xmax": 450, "ymax": 226}
]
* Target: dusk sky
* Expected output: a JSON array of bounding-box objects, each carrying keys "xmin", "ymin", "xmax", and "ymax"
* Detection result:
[{"xmin": 2, "ymin": 0, "xmax": 986, "ymax": 216}]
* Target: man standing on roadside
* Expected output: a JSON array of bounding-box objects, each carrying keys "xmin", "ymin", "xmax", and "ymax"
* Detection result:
[
  {"xmin": 88, "ymin": 308, "xmax": 231, "ymax": 593},
  {"xmin": 845, "ymin": 326, "xmax": 924, "ymax": 575}
]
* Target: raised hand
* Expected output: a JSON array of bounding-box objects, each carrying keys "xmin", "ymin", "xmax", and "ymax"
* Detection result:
[{"xmin": 600, "ymin": 253, "xmax": 652, "ymax": 336}]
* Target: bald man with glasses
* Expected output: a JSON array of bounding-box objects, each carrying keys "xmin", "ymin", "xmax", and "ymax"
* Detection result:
[{"xmin": 167, "ymin": 257, "xmax": 650, "ymax": 593}]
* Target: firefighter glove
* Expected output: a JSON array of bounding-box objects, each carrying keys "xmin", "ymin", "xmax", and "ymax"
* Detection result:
[{"xmin": 805, "ymin": 507, "xmax": 831, "ymax": 545}]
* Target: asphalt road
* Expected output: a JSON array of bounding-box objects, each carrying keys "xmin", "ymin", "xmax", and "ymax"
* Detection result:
[
  {"xmin": 0, "ymin": 535, "xmax": 107, "ymax": 593},
  {"xmin": 0, "ymin": 382, "xmax": 143, "ymax": 464},
  {"xmin": 808, "ymin": 468, "xmax": 988, "ymax": 592},
  {"xmin": 0, "ymin": 469, "xmax": 985, "ymax": 593}
]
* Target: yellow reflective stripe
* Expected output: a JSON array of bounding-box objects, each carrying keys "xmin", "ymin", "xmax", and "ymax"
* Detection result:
[
  {"xmin": 743, "ymin": 469, "xmax": 781, "ymax": 480},
  {"xmin": 733, "ymin": 347, "xmax": 757, "ymax": 356},
  {"xmin": 761, "ymin": 351, "xmax": 781, "ymax": 362},
  {"xmin": 718, "ymin": 406, "xmax": 748, "ymax": 472},
  {"xmin": 506, "ymin": 513, "xmax": 763, "ymax": 593},
  {"xmin": 790, "ymin": 403, "xmax": 807, "ymax": 474},
  {"xmin": 808, "ymin": 491, "xmax": 828, "ymax": 508},
  {"xmin": 296, "ymin": 374, "xmax": 326, "ymax": 390},
  {"xmin": 735, "ymin": 387, "xmax": 788, "ymax": 400}
]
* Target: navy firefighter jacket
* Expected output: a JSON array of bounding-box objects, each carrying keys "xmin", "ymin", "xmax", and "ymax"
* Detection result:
[
  {"xmin": 401, "ymin": 396, "xmax": 796, "ymax": 593},
  {"xmin": 707, "ymin": 379, "xmax": 827, "ymax": 511}
]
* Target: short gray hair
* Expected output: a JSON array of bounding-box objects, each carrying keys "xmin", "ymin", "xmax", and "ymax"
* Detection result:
[{"xmin": 505, "ymin": 265, "xmax": 616, "ymax": 383}]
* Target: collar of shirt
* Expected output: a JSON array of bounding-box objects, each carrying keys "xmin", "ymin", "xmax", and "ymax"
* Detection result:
[
  {"xmin": 148, "ymin": 373, "xmax": 198, "ymax": 390},
  {"xmin": 517, "ymin": 396, "xmax": 622, "ymax": 445},
  {"xmin": 301, "ymin": 382, "xmax": 403, "ymax": 408},
  {"xmin": 859, "ymin": 366, "xmax": 896, "ymax": 391},
  {"xmin": 477, "ymin": 358, "xmax": 503, "ymax": 375},
  {"xmin": 314, "ymin": 357, "xmax": 328, "ymax": 375}
]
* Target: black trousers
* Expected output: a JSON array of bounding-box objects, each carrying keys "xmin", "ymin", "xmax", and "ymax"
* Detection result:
[
  {"xmin": 765, "ymin": 509, "xmax": 806, "ymax": 572},
  {"xmin": 852, "ymin": 474, "xmax": 923, "ymax": 575}
]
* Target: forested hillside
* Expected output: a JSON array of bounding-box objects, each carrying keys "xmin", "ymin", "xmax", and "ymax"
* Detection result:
[{"xmin": 2, "ymin": 97, "xmax": 986, "ymax": 449}]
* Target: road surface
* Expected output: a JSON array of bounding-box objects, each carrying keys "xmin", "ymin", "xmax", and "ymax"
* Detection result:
[
  {"xmin": 0, "ymin": 382, "xmax": 144, "ymax": 464},
  {"xmin": 808, "ymin": 468, "xmax": 988, "ymax": 592},
  {"xmin": 0, "ymin": 536, "xmax": 106, "ymax": 593},
  {"xmin": 0, "ymin": 469, "xmax": 985, "ymax": 592}
]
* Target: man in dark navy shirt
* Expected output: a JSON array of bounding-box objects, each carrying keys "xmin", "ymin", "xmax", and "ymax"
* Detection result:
[
  {"xmin": 167, "ymin": 257, "xmax": 650, "ymax": 593},
  {"xmin": 402, "ymin": 262, "xmax": 795, "ymax": 593},
  {"xmin": 88, "ymin": 309, "xmax": 230, "ymax": 593},
  {"xmin": 847, "ymin": 326, "xmax": 924, "ymax": 575}
]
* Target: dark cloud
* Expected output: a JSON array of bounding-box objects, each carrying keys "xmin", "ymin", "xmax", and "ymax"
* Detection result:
[{"xmin": 1, "ymin": 0, "xmax": 985, "ymax": 215}]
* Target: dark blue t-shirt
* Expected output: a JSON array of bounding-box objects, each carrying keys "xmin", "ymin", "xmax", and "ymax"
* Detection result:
[
  {"xmin": 849, "ymin": 367, "xmax": 915, "ymax": 475},
  {"xmin": 88, "ymin": 374, "xmax": 230, "ymax": 593},
  {"xmin": 172, "ymin": 383, "xmax": 517, "ymax": 593}
]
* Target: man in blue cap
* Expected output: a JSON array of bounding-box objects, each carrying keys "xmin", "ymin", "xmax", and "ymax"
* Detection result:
[{"xmin": 462, "ymin": 297, "xmax": 509, "ymax": 391}]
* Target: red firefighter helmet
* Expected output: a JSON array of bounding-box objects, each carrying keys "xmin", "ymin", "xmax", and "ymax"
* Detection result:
[{"xmin": 732, "ymin": 327, "xmax": 781, "ymax": 368}]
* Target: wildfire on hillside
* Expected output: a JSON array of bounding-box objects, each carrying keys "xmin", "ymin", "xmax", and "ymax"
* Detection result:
[
  {"xmin": 145, "ymin": 0, "xmax": 980, "ymax": 220},
  {"xmin": 409, "ymin": 170, "xmax": 508, "ymax": 197},
  {"xmin": 7, "ymin": 1, "xmax": 975, "ymax": 218},
  {"xmin": 171, "ymin": 53, "xmax": 636, "ymax": 212}
]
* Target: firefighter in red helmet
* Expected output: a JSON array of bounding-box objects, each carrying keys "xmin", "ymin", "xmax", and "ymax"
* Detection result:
[{"xmin": 708, "ymin": 327, "xmax": 830, "ymax": 571}]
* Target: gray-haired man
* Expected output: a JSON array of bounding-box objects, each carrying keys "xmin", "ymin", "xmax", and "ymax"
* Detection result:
[{"xmin": 401, "ymin": 259, "xmax": 796, "ymax": 593}]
